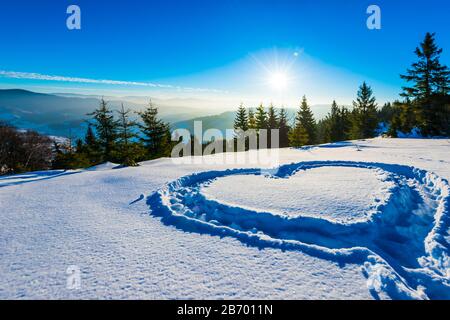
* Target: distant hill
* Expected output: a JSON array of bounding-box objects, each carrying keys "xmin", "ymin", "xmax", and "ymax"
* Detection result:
[
  {"xmin": 0, "ymin": 89, "xmax": 338, "ymax": 139},
  {"xmin": 0, "ymin": 89, "xmax": 220, "ymax": 137}
]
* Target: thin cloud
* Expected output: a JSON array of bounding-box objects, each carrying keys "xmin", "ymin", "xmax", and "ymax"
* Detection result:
[{"xmin": 0, "ymin": 70, "xmax": 228, "ymax": 94}]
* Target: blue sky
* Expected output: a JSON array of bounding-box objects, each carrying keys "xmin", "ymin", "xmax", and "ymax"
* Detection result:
[{"xmin": 0, "ymin": 0, "xmax": 449, "ymax": 108}]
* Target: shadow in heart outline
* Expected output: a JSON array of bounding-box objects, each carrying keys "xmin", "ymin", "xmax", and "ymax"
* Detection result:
[{"xmin": 147, "ymin": 161, "xmax": 450, "ymax": 300}]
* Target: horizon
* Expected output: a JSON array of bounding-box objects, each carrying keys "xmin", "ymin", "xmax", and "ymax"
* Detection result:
[{"xmin": 1, "ymin": 0, "xmax": 449, "ymax": 108}]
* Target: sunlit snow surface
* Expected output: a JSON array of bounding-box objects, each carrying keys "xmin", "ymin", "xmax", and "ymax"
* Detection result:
[
  {"xmin": 201, "ymin": 166, "xmax": 394, "ymax": 223},
  {"xmin": 1, "ymin": 138, "xmax": 449, "ymax": 299}
]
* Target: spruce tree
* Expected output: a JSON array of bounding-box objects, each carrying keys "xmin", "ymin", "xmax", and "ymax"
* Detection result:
[
  {"xmin": 338, "ymin": 106, "xmax": 352, "ymax": 141},
  {"xmin": 278, "ymin": 108, "xmax": 290, "ymax": 148},
  {"xmin": 255, "ymin": 103, "xmax": 268, "ymax": 131},
  {"xmin": 267, "ymin": 104, "xmax": 279, "ymax": 130},
  {"xmin": 248, "ymin": 108, "xmax": 256, "ymax": 130},
  {"xmin": 293, "ymin": 96, "xmax": 316, "ymax": 145},
  {"xmin": 315, "ymin": 119, "xmax": 328, "ymax": 144},
  {"xmin": 87, "ymin": 98, "xmax": 118, "ymax": 162},
  {"xmin": 266, "ymin": 104, "xmax": 279, "ymax": 148},
  {"xmin": 289, "ymin": 122, "xmax": 309, "ymax": 147},
  {"xmin": 84, "ymin": 124, "xmax": 97, "ymax": 147},
  {"xmin": 80, "ymin": 124, "xmax": 101, "ymax": 166},
  {"xmin": 399, "ymin": 32, "xmax": 450, "ymax": 136},
  {"xmin": 350, "ymin": 82, "xmax": 378, "ymax": 139},
  {"xmin": 378, "ymin": 102, "xmax": 395, "ymax": 124},
  {"xmin": 324, "ymin": 101, "xmax": 351, "ymax": 142},
  {"xmin": 401, "ymin": 32, "xmax": 450, "ymax": 100},
  {"xmin": 117, "ymin": 104, "xmax": 139, "ymax": 166},
  {"xmin": 138, "ymin": 101, "xmax": 171, "ymax": 159},
  {"xmin": 325, "ymin": 100, "xmax": 341, "ymax": 142},
  {"xmin": 234, "ymin": 103, "xmax": 249, "ymax": 132}
]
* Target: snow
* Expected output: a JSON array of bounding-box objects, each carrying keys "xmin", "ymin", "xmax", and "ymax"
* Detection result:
[
  {"xmin": 0, "ymin": 170, "xmax": 77, "ymax": 188},
  {"xmin": 0, "ymin": 138, "xmax": 449, "ymax": 299},
  {"xmin": 85, "ymin": 161, "xmax": 120, "ymax": 171},
  {"xmin": 201, "ymin": 166, "xmax": 394, "ymax": 223}
]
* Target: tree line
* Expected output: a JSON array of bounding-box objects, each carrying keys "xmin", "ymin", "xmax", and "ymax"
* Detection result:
[
  {"xmin": 52, "ymin": 100, "xmax": 173, "ymax": 170},
  {"xmin": 0, "ymin": 99, "xmax": 174, "ymax": 175},
  {"xmin": 233, "ymin": 81, "xmax": 380, "ymax": 148},
  {"xmin": 233, "ymin": 32, "xmax": 450, "ymax": 147}
]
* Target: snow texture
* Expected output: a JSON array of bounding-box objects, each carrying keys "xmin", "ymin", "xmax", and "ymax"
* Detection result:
[
  {"xmin": 1, "ymin": 138, "xmax": 449, "ymax": 299},
  {"xmin": 148, "ymin": 160, "xmax": 450, "ymax": 299}
]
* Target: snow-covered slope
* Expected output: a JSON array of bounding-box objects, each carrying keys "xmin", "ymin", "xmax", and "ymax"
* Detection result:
[{"xmin": 0, "ymin": 138, "xmax": 449, "ymax": 299}]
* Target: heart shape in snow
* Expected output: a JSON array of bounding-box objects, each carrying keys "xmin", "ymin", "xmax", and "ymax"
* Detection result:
[
  {"xmin": 201, "ymin": 166, "xmax": 395, "ymax": 224},
  {"xmin": 147, "ymin": 161, "xmax": 450, "ymax": 299}
]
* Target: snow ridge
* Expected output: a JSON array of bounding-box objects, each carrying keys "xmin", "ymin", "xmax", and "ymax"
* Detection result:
[{"xmin": 147, "ymin": 161, "xmax": 450, "ymax": 299}]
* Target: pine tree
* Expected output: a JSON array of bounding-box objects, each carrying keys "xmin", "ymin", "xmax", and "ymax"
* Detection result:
[
  {"xmin": 255, "ymin": 103, "xmax": 267, "ymax": 131},
  {"xmin": 234, "ymin": 103, "xmax": 249, "ymax": 132},
  {"xmin": 350, "ymin": 82, "xmax": 378, "ymax": 139},
  {"xmin": 338, "ymin": 106, "xmax": 352, "ymax": 141},
  {"xmin": 267, "ymin": 104, "xmax": 279, "ymax": 129},
  {"xmin": 289, "ymin": 96, "xmax": 316, "ymax": 147},
  {"xmin": 291, "ymin": 96, "xmax": 316, "ymax": 145},
  {"xmin": 87, "ymin": 98, "xmax": 118, "ymax": 162},
  {"xmin": 401, "ymin": 32, "xmax": 450, "ymax": 100},
  {"xmin": 325, "ymin": 100, "xmax": 341, "ymax": 142},
  {"xmin": 84, "ymin": 124, "xmax": 97, "ymax": 147},
  {"xmin": 117, "ymin": 104, "xmax": 139, "ymax": 166},
  {"xmin": 378, "ymin": 102, "xmax": 396, "ymax": 124},
  {"xmin": 278, "ymin": 108, "xmax": 290, "ymax": 148},
  {"xmin": 248, "ymin": 108, "xmax": 256, "ymax": 129},
  {"xmin": 399, "ymin": 32, "xmax": 450, "ymax": 136},
  {"xmin": 289, "ymin": 122, "xmax": 309, "ymax": 147},
  {"xmin": 324, "ymin": 101, "xmax": 351, "ymax": 142},
  {"xmin": 315, "ymin": 119, "xmax": 328, "ymax": 144},
  {"xmin": 266, "ymin": 104, "xmax": 279, "ymax": 148},
  {"xmin": 138, "ymin": 101, "xmax": 171, "ymax": 159},
  {"xmin": 81, "ymin": 124, "xmax": 101, "ymax": 165}
]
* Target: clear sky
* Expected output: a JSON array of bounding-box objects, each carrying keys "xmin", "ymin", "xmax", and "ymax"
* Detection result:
[{"xmin": 0, "ymin": 0, "xmax": 449, "ymax": 108}]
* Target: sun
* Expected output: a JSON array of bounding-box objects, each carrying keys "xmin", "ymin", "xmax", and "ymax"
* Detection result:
[{"xmin": 268, "ymin": 71, "xmax": 289, "ymax": 91}]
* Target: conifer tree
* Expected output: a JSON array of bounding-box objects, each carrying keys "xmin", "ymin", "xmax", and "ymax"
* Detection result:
[
  {"xmin": 248, "ymin": 108, "xmax": 257, "ymax": 129},
  {"xmin": 266, "ymin": 104, "xmax": 279, "ymax": 148},
  {"xmin": 290, "ymin": 96, "xmax": 316, "ymax": 145},
  {"xmin": 324, "ymin": 101, "xmax": 351, "ymax": 142},
  {"xmin": 338, "ymin": 106, "xmax": 352, "ymax": 141},
  {"xmin": 399, "ymin": 32, "xmax": 450, "ymax": 136},
  {"xmin": 234, "ymin": 103, "xmax": 249, "ymax": 132},
  {"xmin": 325, "ymin": 100, "xmax": 341, "ymax": 142},
  {"xmin": 401, "ymin": 32, "xmax": 450, "ymax": 100},
  {"xmin": 117, "ymin": 104, "xmax": 139, "ymax": 166},
  {"xmin": 80, "ymin": 124, "xmax": 101, "ymax": 165},
  {"xmin": 350, "ymin": 82, "xmax": 378, "ymax": 139},
  {"xmin": 87, "ymin": 98, "xmax": 118, "ymax": 162},
  {"xmin": 138, "ymin": 101, "xmax": 171, "ymax": 159},
  {"xmin": 278, "ymin": 108, "xmax": 290, "ymax": 148},
  {"xmin": 255, "ymin": 103, "xmax": 268, "ymax": 131},
  {"xmin": 267, "ymin": 104, "xmax": 279, "ymax": 130},
  {"xmin": 84, "ymin": 124, "xmax": 97, "ymax": 148},
  {"xmin": 289, "ymin": 122, "xmax": 309, "ymax": 147}
]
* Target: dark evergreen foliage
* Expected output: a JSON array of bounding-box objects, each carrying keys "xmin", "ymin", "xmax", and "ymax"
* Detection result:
[{"xmin": 350, "ymin": 82, "xmax": 378, "ymax": 139}]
